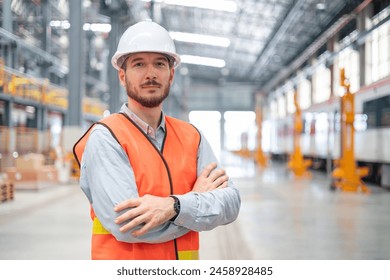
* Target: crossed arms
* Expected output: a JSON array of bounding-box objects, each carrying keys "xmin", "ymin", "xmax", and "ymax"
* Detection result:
[{"xmin": 80, "ymin": 125, "xmax": 241, "ymax": 243}]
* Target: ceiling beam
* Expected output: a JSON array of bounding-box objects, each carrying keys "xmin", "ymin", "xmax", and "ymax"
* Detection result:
[{"xmin": 247, "ymin": 0, "xmax": 307, "ymax": 80}]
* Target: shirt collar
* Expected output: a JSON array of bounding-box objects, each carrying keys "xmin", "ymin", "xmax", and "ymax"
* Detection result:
[{"xmin": 119, "ymin": 103, "xmax": 166, "ymax": 138}]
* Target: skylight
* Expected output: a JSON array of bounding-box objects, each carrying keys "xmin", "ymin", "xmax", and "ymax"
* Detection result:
[
  {"xmin": 142, "ymin": 0, "xmax": 237, "ymax": 12},
  {"xmin": 180, "ymin": 55, "xmax": 226, "ymax": 68},
  {"xmin": 169, "ymin": 32, "xmax": 230, "ymax": 47}
]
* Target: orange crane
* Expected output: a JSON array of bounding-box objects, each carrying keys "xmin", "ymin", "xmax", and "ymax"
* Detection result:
[
  {"xmin": 287, "ymin": 90, "xmax": 312, "ymax": 177},
  {"xmin": 331, "ymin": 68, "xmax": 369, "ymax": 193}
]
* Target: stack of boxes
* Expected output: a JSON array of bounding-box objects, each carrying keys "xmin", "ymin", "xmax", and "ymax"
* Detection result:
[
  {"xmin": 6, "ymin": 153, "xmax": 58, "ymax": 190},
  {"xmin": 0, "ymin": 174, "xmax": 14, "ymax": 203}
]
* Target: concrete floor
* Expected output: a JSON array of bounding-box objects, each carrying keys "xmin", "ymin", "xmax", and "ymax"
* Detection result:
[{"xmin": 1, "ymin": 155, "xmax": 389, "ymax": 260}]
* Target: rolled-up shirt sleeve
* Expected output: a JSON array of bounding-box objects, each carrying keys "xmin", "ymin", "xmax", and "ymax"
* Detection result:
[
  {"xmin": 172, "ymin": 130, "xmax": 241, "ymax": 231},
  {"xmin": 79, "ymin": 125, "xmax": 189, "ymax": 243}
]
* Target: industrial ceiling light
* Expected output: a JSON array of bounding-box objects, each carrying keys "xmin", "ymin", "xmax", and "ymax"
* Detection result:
[
  {"xmin": 83, "ymin": 23, "xmax": 112, "ymax": 33},
  {"xmin": 169, "ymin": 31, "xmax": 230, "ymax": 47},
  {"xmin": 50, "ymin": 21, "xmax": 112, "ymax": 33},
  {"xmin": 180, "ymin": 55, "xmax": 226, "ymax": 68},
  {"xmin": 142, "ymin": 0, "xmax": 237, "ymax": 12},
  {"xmin": 50, "ymin": 20, "xmax": 70, "ymax": 29},
  {"xmin": 316, "ymin": 2, "xmax": 326, "ymax": 10}
]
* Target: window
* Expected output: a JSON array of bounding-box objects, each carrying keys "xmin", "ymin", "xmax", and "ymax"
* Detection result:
[
  {"xmin": 313, "ymin": 63, "xmax": 331, "ymax": 103},
  {"xmin": 277, "ymin": 95, "xmax": 286, "ymax": 118},
  {"xmin": 270, "ymin": 99, "xmax": 278, "ymax": 120},
  {"xmin": 366, "ymin": 9, "xmax": 390, "ymax": 83},
  {"xmin": 362, "ymin": 95, "xmax": 390, "ymax": 128},
  {"xmin": 286, "ymin": 89, "xmax": 296, "ymax": 114},
  {"xmin": 298, "ymin": 78, "xmax": 311, "ymax": 110},
  {"xmin": 334, "ymin": 46, "xmax": 359, "ymax": 95}
]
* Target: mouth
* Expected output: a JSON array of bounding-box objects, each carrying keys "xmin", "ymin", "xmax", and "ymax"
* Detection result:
[
  {"xmin": 142, "ymin": 86, "xmax": 160, "ymax": 90},
  {"xmin": 141, "ymin": 81, "xmax": 161, "ymax": 88}
]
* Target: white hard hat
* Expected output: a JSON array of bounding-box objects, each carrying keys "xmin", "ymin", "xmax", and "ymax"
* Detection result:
[{"xmin": 111, "ymin": 20, "xmax": 180, "ymax": 70}]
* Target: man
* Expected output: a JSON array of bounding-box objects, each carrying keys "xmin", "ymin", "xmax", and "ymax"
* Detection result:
[{"xmin": 73, "ymin": 20, "xmax": 241, "ymax": 260}]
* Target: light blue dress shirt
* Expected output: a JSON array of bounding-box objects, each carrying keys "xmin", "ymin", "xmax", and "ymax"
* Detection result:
[{"xmin": 79, "ymin": 103, "xmax": 241, "ymax": 243}]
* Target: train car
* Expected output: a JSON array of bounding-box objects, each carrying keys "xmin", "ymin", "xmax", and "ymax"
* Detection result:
[{"xmin": 266, "ymin": 77, "xmax": 390, "ymax": 187}]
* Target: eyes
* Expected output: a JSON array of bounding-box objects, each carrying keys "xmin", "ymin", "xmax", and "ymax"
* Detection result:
[{"xmin": 131, "ymin": 60, "xmax": 169, "ymax": 69}]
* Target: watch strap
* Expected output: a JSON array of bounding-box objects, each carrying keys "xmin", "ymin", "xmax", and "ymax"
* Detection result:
[{"xmin": 170, "ymin": 195, "xmax": 180, "ymax": 222}]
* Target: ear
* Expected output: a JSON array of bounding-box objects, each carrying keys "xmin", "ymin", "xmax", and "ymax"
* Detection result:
[
  {"xmin": 118, "ymin": 69, "xmax": 126, "ymax": 87},
  {"xmin": 169, "ymin": 68, "xmax": 175, "ymax": 85}
]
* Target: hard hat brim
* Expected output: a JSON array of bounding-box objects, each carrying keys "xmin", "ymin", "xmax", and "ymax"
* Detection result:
[{"xmin": 111, "ymin": 51, "xmax": 181, "ymax": 70}]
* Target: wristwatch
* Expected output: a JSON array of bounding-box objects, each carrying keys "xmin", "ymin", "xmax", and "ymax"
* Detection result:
[{"xmin": 170, "ymin": 195, "xmax": 180, "ymax": 222}]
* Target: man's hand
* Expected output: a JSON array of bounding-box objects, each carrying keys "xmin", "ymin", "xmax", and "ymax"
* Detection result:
[
  {"xmin": 192, "ymin": 162, "xmax": 229, "ymax": 193},
  {"xmin": 114, "ymin": 195, "xmax": 175, "ymax": 236},
  {"xmin": 113, "ymin": 162, "xmax": 228, "ymax": 236}
]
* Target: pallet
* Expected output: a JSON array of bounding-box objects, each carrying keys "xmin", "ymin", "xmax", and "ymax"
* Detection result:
[{"xmin": 0, "ymin": 180, "xmax": 14, "ymax": 203}]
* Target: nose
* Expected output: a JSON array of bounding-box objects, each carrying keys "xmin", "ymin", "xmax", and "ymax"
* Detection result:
[{"xmin": 145, "ymin": 65, "xmax": 157, "ymax": 80}]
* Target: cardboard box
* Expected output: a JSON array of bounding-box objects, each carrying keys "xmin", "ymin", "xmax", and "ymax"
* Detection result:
[
  {"xmin": 15, "ymin": 153, "xmax": 45, "ymax": 171},
  {"xmin": 6, "ymin": 165, "xmax": 58, "ymax": 190}
]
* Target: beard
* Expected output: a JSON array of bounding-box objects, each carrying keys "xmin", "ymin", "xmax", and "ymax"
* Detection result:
[{"xmin": 125, "ymin": 78, "xmax": 170, "ymax": 108}]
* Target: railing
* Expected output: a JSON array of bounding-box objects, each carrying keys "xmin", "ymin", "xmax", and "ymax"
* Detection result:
[
  {"xmin": 0, "ymin": 58, "xmax": 68, "ymax": 110},
  {"xmin": 0, "ymin": 57, "xmax": 107, "ymax": 117}
]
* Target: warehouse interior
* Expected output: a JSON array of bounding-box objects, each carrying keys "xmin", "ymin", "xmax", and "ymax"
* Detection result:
[{"xmin": 1, "ymin": 0, "xmax": 390, "ymax": 260}]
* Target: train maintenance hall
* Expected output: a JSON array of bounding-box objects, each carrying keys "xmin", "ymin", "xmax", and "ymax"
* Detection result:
[{"xmin": 1, "ymin": 0, "xmax": 390, "ymax": 262}]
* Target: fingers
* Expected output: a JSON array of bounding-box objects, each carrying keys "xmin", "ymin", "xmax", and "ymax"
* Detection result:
[
  {"xmin": 113, "ymin": 195, "xmax": 173, "ymax": 236},
  {"xmin": 114, "ymin": 204, "xmax": 142, "ymax": 225},
  {"xmin": 213, "ymin": 174, "xmax": 229, "ymax": 188},
  {"xmin": 118, "ymin": 213, "xmax": 145, "ymax": 233},
  {"xmin": 208, "ymin": 168, "xmax": 226, "ymax": 182},
  {"xmin": 114, "ymin": 198, "xmax": 140, "ymax": 212},
  {"xmin": 201, "ymin": 162, "xmax": 228, "ymax": 187},
  {"xmin": 114, "ymin": 204, "xmax": 151, "ymax": 235},
  {"xmin": 217, "ymin": 180, "xmax": 228, "ymax": 189},
  {"xmin": 200, "ymin": 162, "xmax": 227, "ymax": 183},
  {"xmin": 200, "ymin": 162, "xmax": 218, "ymax": 178},
  {"xmin": 114, "ymin": 198, "xmax": 144, "ymax": 233},
  {"xmin": 117, "ymin": 213, "xmax": 153, "ymax": 236},
  {"xmin": 192, "ymin": 162, "xmax": 230, "ymax": 193},
  {"xmin": 131, "ymin": 219, "xmax": 156, "ymax": 237}
]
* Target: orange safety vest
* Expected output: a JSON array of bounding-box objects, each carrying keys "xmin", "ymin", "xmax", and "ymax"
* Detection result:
[{"xmin": 73, "ymin": 112, "xmax": 201, "ymax": 260}]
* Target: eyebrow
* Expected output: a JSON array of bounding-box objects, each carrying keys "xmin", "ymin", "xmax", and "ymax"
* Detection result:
[{"xmin": 128, "ymin": 56, "xmax": 169, "ymax": 64}]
